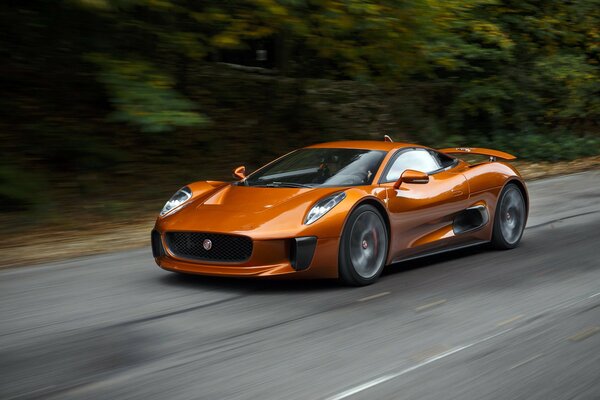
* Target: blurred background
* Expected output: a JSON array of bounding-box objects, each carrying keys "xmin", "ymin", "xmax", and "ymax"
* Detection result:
[
  {"xmin": 2, "ymin": 3, "xmax": 600, "ymax": 399},
  {"xmin": 1, "ymin": 0, "xmax": 599, "ymax": 263}
]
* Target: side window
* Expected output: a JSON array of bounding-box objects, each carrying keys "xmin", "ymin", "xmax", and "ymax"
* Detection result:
[
  {"xmin": 384, "ymin": 149, "xmax": 440, "ymax": 182},
  {"xmin": 430, "ymin": 150, "xmax": 457, "ymax": 169}
]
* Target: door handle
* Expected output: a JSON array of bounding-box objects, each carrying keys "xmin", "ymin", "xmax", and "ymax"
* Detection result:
[{"xmin": 451, "ymin": 189, "xmax": 463, "ymax": 197}]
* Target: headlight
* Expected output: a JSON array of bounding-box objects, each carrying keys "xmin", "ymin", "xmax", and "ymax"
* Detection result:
[
  {"xmin": 304, "ymin": 192, "xmax": 346, "ymax": 225},
  {"xmin": 160, "ymin": 186, "xmax": 192, "ymax": 216}
]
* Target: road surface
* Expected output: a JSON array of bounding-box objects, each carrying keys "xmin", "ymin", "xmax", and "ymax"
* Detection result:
[{"xmin": 1, "ymin": 171, "xmax": 599, "ymax": 400}]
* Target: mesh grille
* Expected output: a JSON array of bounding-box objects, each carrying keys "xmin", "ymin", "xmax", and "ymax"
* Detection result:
[{"xmin": 165, "ymin": 232, "xmax": 253, "ymax": 263}]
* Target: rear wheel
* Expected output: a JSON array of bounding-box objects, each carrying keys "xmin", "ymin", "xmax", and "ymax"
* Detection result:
[
  {"xmin": 491, "ymin": 183, "xmax": 526, "ymax": 249},
  {"xmin": 339, "ymin": 204, "xmax": 388, "ymax": 286}
]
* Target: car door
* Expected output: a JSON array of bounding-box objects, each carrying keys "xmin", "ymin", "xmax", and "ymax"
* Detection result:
[{"xmin": 379, "ymin": 148, "xmax": 470, "ymax": 262}]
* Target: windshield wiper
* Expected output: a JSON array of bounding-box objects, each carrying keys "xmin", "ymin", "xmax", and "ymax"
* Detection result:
[{"xmin": 258, "ymin": 181, "xmax": 313, "ymax": 188}]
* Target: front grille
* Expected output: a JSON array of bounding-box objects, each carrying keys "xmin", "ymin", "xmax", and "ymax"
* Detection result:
[{"xmin": 165, "ymin": 232, "xmax": 253, "ymax": 263}]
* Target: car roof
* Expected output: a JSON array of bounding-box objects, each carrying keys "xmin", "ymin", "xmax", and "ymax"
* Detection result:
[{"xmin": 305, "ymin": 140, "xmax": 423, "ymax": 152}]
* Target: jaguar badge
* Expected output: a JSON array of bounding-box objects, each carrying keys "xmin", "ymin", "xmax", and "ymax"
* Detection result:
[{"xmin": 203, "ymin": 239, "xmax": 212, "ymax": 251}]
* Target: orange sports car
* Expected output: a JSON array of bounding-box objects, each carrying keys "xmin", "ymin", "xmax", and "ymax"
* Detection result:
[{"xmin": 151, "ymin": 139, "xmax": 528, "ymax": 285}]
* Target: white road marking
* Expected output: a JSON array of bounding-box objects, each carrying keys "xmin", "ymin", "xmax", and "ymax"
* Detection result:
[
  {"xmin": 415, "ymin": 299, "xmax": 447, "ymax": 312},
  {"xmin": 508, "ymin": 354, "xmax": 543, "ymax": 370},
  {"xmin": 497, "ymin": 314, "xmax": 524, "ymax": 327},
  {"xmin": 410, "ymin": 345, "xmax": 451, "ymax": 363},
  {"xmin": 569, "ymin": 326, "xmax": 600, "ymax": 342},
  {"xmin": 357, "ymin": 292, "xmax": 391, "ymax": 302},
  {"xmin": 327, "ymin": 290, "xmax": 600, "ymax": 400},
  {"xmin": 325, "ymin": 328, "xmax": 513, "ymax": 400}
]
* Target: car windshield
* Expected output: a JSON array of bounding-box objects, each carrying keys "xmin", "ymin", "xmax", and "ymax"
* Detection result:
[{"xmin": 244, "ymin": 148, "xmax": 387, "ymax": 188}]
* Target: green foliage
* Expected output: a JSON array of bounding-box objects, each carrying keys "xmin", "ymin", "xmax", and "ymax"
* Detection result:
[
  {"xmin": 471, "ymin": 134, "xmax": 600, "ymax": 162},
  {"xmin": 12, "ymin": 0, "xmax": 597, "ymax": 141},
  {"xmin": 88, "ymin": 54, "xmax": 207, "ymax": 133},
  {"xmin": 534, "ymin": 54, "xmax": 600, "ymax": 121}
]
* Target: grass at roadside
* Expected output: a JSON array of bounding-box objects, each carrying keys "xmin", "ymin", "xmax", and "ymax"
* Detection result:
[{"xmin": 1, "ymin": 156, "xmax": 598, "ymax": 268}]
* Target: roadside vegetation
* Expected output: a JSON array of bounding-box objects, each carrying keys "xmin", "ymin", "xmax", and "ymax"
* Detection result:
[{"xmin": 1, "ymin": 0, "xmax": 599, "ymax": 229}]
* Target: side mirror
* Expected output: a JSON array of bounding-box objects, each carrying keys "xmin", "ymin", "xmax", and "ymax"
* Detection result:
[
  {"xmin": 233, "ymin": 165, "xmax": 246, "ymax": 180},
  {"xmin": 393, "ymin": 169, "xmax": 429, "ymax": 189}
]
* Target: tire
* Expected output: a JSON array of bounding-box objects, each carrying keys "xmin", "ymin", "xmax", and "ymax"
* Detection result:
[
  {"xmin": 339, "ymin": 204, "xmax": 389, "ymax": 286},
  {"xmin": 491, "ymin": 183, "xmax": 527, "ymax": 249}
]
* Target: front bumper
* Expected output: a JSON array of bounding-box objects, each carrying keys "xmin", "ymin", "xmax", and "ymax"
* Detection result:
[{"xmin": 151, "ymin": 230, "xmax": 340, "ymax": 278}]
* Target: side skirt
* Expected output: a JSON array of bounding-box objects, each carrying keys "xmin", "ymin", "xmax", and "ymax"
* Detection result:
[{"xmin": 390, "ymin": 240, "xmax": 489, "ymax": 265}]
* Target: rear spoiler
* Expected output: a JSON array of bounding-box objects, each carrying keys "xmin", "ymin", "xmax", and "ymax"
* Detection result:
[{"xmin": 438, "ymin": 147, "xmax": 516, "ymax": 161}]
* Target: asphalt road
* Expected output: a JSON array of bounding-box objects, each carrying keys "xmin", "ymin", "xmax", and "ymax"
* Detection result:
[{"xmin": 1, "ymin": 171, "xmax": 599, "ymax": 400}]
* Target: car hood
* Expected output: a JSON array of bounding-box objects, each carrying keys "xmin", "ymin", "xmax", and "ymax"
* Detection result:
[
  {"xmin": 200, "ymin": 184, "xmax": 319, "ymax": 212},
  {"xmin": 158, "ymin": 184, "xmax": 346, "ymax": 238}
]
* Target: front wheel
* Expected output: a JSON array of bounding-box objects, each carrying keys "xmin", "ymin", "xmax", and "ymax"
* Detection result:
[
  {"xmin": 339, "ymin": 204, "xmax": 389, "ymax": 286},
  {"xmin": 491, "ymin": 183, "xmax": 527, "ymax": 249}
]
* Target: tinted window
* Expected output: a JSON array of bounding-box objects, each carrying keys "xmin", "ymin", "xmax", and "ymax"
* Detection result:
[
  {"xmin": 245, "ymin": 148, "xmax": 386, "ymax": 187},
  {"xmin": 384, "ymin": 149, "xmax": 440, "ymax": 182}
]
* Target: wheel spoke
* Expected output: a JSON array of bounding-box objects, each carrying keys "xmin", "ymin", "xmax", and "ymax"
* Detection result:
[
  {"xmin": 349, "ymin": 211, "xmax": 387, "ymax": 279},
  {"xmin": 499, "ymin": 187, "xmax": 525, "ymax": 245}
]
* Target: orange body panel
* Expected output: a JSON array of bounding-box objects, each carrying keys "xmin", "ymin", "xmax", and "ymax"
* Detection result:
[{"xmin": 153, "ymin": 141, "xmax": 527, "ymax": 279}]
